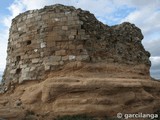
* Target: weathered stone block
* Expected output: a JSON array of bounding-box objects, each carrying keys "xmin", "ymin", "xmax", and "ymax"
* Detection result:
[
  {"xmin": 69, "ymin": 44, "xmax": 76, "ymax": 49},
  {"xmin": 77, "ymin": 45, "xmax": 83, "ymax": 49},
  {"xmin": 20, "ymin": 64, "xmax": 27, "ymax": 69},
  {"xmin": 28, "ymin": 54, "xmax": 40, "ymax": 59},
  {"xmin": 55, "ymin": 50, "xmax": 66, "ymax": 56},
  {"xmin": 10, "ymin": 69, "xmax": 16, "ymax": 74},
  {"xmin": 59, "ymin": 61, "xmax": 64, "ymax": 65},
  {"xmin": 32, "ymin": 58, "xmax": 39, "ymax": 64},
  {"xmin": 44, "ymin": 64, "xmax": 51, "ymax": 71},
  {"xmin": 69, "ymin": 55, "xmax": 76, "ymax": 61},
  {"xmin": 68, "ymin": 16, "xmax": 74, "ymax": 21},
  {"xmin": 81, "ymin": 55, "xmax": 89, "ymax": 60},
  {"xmin": 42, "ymin": 14, "xmax": 50, "ymax": 20},
  {"xmin": 62, "ymin": 55, "xmax": 69, "ymax": 61},
  {"xmin": 29, "ymin": 67, "xmax": 35, "ymax": 71},
  {"xmin": 68, "ymin": 35, "xmax": 75, "ymax": 40},
  {"xmin": 40, "ymin": 42, "xmax": 46, "ymax": 48},
  {"xmin": 70, "ymin": 30, "xmax": 77, "ymax": 35},
  {"xmin": 35, "ymin": 16, "xmax": 41, "ymax": 21},
  {"xmin": 52, "ymin": 62, "xmax": 59, "ymax": 66},
  {"xmin": 61, "ymin": 17, "xmax": 67, "ymax": 21},
  {"xmin": 19, "ymin": 69, "xmax": 30, "ymax": 83},
  {"xmin": 24, "ymin": 67, "xmax": 30, "ymax": 72},
  {"xmin": 50, "ymin": 56, "xmax": 61, "ymax": 62},
  {"xmin": 75, "ymin": 56, "xmax": 81, "ymax": 61},
  {"xmin": 54, "ymin": 18, "xmax": 60, "ymax": 21},
  {"xmin": 61, "ymin": 42, "xmax": 69, "ymax": 49},
  {"xmin": 62, "ymin": 26, "xmax": 68, "ymax": 30},
  {"xmin": 27, "ymin": 14, "xmax": 34, "ymax": 19}
]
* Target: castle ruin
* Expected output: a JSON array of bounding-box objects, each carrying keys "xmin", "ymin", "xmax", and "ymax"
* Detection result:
[{"xmin": 2, "ymin": 4, "xmax": 151, "ymax": 85}]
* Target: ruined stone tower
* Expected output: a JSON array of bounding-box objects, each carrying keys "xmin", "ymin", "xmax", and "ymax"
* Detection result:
[
  {"xmin": 2, "ymin": 4, "xmax": 151, "ymax": 85},
  {"xmin": 2, "ymin": 5, "xmax": 160, "ymax": 119}
]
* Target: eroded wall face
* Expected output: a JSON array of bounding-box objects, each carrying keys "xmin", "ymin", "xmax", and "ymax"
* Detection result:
[{"xmin": 4, "ymin": 7, "xmax": 89, "ymax": 83}]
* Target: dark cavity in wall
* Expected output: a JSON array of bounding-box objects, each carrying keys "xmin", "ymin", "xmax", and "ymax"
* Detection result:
[
  {"xmin": 16, "ymin": 68, "xmax": 21, "ymax": 74},
  {"xmin": 15, "ymin": 56, "xmax": 21, "ymax": 65},
  {"xmin": 16, "ymin": 56, "xmax": 21, "ymax": 62},
  {"xmin": 26, "ymin": 40, "xmax": 31, "ymax": 45}
]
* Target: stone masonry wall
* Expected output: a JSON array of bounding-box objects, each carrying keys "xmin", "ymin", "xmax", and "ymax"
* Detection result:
[
  {"xmin": 3, "ymin": 5, "xmax": 90, "ymax": 84},
  {"xmin": 2, "ymin": 4, "xmax": 151, "ymax": 85}
]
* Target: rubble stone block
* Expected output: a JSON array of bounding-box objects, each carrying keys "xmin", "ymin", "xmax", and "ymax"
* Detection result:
[
  {"xmin": 40, "ymin": 42, "xmax": 46, "ymax": 48},
  {"xmin": 30, "ymin": 67, "xmax": 36, "ymax": 71},
  {"xmin": 10, "ymin": 69, "xmax": 16, "ymax": 74},
  {"xmin": 52, "ymin": 62, "xmax": 59, "ymax": 66},
  {"xmin": 69, "ymin": 45, "xmax": 76, "ymax": 49},
  {"xmin": 59, "ymin": 61, "xmax": 64, "ymax": 65},
  {"xmin": 77, "ymin": 45, "xmax": 83, "ymax": 49},
  {"xmin": 51, "ymin": 56, "xmax": 61, "ymax": 62},
  {"xmin": 44, "ymin": 64, "xmax": 51, "ymax": 71},
  {"xmin": 76, "ymin": 56, "xmax": 82, "ymax": 61},
  {"xmin": 69, "ymin": 55, "xmax": 76, "ymax": 61},
  {"xmin": 62, "ymin": 26, "xmax": 68, "ymax": 30},
  {"xmin": 62, "ymin": 55, "xmax": 69, "ymax": 61},
  {"xmin": 68, "ymin": 35, "xmax": 75, "ymax": 40},
  {"xmin": 55, "ymin": 50, "xmax": 66, "ymax": 56},
  {"xmin": 32, "ymin": 58, "xmax": 39, "ymax": 64}
]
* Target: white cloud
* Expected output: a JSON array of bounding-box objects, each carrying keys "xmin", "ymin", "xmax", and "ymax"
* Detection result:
[
  {"xmin": 121, "ymin": 9, "xmax": 160, "ymax": 38},
  {"xmin": 22, "ymin": 0, "xmax": 77, "ymax": 10},
  {"xmin": 75, "ymin": 0, "xmax": 115, "ymax": 16},
  {"xmin": 3, "ymin": 0, "xmax": 26, "ymax": 28},
  {"xmin": 118, "ymin": 0, "xmax": 160, "ymax": 43},
  {"xmin": 113, "ymin": 0, "xmax": 160, "ymax": 9},
  {"xmin": 22, "ymin": 0, "xmax": 61, "ymax": 10},
  {"xmin": 150, "ymin": 56, "xmax": 160, "ymax": 79},
  {"xmin": 8, "ymin": 0, "xmax": 25, "ymax": 17},
  {"xmin": 143, "ymin": 39, "xmax": 160, "ymax": 56},
  {"xmin": 150, "ymin": 57, "xmax": 160, "ymax": 67},
  {"xmin": 0, "ymin": 29, "xmax": 8, "ymax": 71}
]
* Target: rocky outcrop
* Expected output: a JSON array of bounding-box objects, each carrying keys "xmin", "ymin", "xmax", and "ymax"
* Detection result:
[
  {"xmin": 0, "ymin": 4, "xmax": 159, "ymax": 120},
  {"xmin": 0, "ymin": 63, "xmax": 160, "ymax": 119}
]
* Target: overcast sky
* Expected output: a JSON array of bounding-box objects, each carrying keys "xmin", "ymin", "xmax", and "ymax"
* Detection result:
[{"xmin": 0, "ymin": 0, "xmax": 159, "ymax": 79}]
